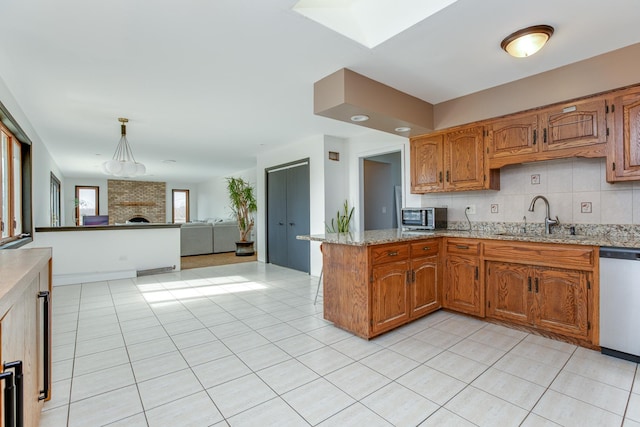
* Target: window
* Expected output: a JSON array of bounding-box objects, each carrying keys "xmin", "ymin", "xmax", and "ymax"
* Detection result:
[
  {"xmin": 1, "ymin": 123, "xmax": 23, "ymax": 242},
  {"xmin": 50, "ymin": 173, "xmax": 61, "ymax": 227},
  {"xmin": 75, "ymin": 186, "xmax": 99, "ymax": 226},
  {"xmin": 172, "ymin": 189, "xmax": 189, "ymax": 223}
]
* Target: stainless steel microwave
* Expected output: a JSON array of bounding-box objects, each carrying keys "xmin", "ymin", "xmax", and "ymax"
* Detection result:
[{"xmin": 401, "ymin": 207, "xmax": 447, "ymax": 230}]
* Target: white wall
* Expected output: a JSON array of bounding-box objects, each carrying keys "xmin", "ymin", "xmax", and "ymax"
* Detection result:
[
  {"xmin": 196, "ymin": 168, "xmax": 257, "ymax": 222},
  {"xmin": 420, "ymin": 158, "xmax": 640, "ymax": 226},
  {"xmin": 29, "ymin": 227, "xmax": 180, "ymax": 285},
  {"xmin": 0, "ymin": 74, "xmax": 62, "ymax": 228},
  {"xmin": 323, "ymin": 136, "xmax": 348, "ymax": 232}
]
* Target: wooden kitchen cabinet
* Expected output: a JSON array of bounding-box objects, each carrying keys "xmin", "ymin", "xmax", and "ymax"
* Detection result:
[
  {"xmin": 443, "ymin": 238, "xmax": 483, "ymax": 317},
  {"xmin": 0, "ymin": 248, "xmax": 52, "ymax": 427},
  {"xmin": 371, "ymin": 260, "xmax": 410, "ymax": 334},
  {"xmin": 483, "ymin": 241, "xmax": 596, "ymax": 344},
  {"xmin": 410, "ymin": 125, "xmax": 498, "ymax": 193},
  {"xmin": 607, "ymin": 88, "xmax": 640, "ymax": 181},
  {"xmin": 487, "ymin": 98, "xmax": 608, "ymax": 168},
  {"xmin": 323, "ymin": 239, "xmax": 440, "ymax": 339},
  {"xmin": 486, "ymin": 261, "xmax": 589, "ymax": 339},
  {"xmin": 410, "ymin": 134, "xmax": 444, "ymax": 192}
]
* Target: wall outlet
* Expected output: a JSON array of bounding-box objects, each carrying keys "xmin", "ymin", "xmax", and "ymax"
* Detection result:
[
  {"xmin": 580, "ymin": 202, "xmax": 592, "ymax": 213},
  {"xmin": 490, "ymin": 204, "xmax": 499, "ymax": 214},
  {"xmin": 465, "ymin": 205, "xmax": 476, "ymax": 215},
  {"xmin": 531, "ymin": 174, "xmax": 540, "ymax": 185}
]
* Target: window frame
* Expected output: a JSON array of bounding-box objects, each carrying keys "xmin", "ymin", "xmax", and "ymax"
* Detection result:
[
  {"xmin": 172, "ymin": 189, "xmax": 190, "ymax": 223},
  {"xmin": 50, "ymin": 173, "xmax": 61, "ymax": 227}
]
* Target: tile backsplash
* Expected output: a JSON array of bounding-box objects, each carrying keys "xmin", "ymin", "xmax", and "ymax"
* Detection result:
[{"xmin": 420, "ymin": 158, "xmax": 640, "ymax": 226}]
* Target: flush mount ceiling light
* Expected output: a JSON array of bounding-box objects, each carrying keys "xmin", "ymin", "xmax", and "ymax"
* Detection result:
[
  {"xmin": 350, "ymin": 114, "xmax": 370, "ymax": 122},
  {"xmin": 395, "ymin": 126, "xmax": 411, "ymax": 133},
  {"xmin": 501, "ymin": 25, "xmax": 554, "ymax": 58},
  {"xmin": 102, "ymin": 118, "xmax": 146, "ymax": 177}
]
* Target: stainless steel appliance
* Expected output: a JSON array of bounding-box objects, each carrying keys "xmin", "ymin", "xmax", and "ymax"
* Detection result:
[
  {"xmin": 599, "ymin": 246, "xmax": 640, "ymax": 363},
  {"xmin": 401, "ymin": 207, "xmax": 447, "ymax": 230}
]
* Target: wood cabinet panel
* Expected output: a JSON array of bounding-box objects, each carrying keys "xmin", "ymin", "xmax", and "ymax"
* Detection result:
[
  {"xmin": 610, "ymin": 89, "xmax": 640, "ymax": 180},
  {"xmin": 444, "ymin": 126, "xmax": 486, "ymax": 191},
  {"xmin": 445, "ymin": 254, "xmax": 482, "ymax": 316},
  {"xmin": 371, "ymin": 243, "xmax": 410, "ymax": 265},
  {"xmin": 446, "ymin": 238, "xmax": 480, "ymax": 256},
  {"xmin": 410, "ymin": 255, "xmax": 439, "ymax": 318},
  {"xmin": 486, "ymin": 261, "xmax": 531, "ymax": 324},
  {"xmin": 488, "ymin": 114, "xmax": 539, "ymax": 158},
  {"xmin": 542, "ymin": 99, "xmax": 607, "ymax": 151},
  {"xmin": 371, "ymin": 261, "xmax": 410, "ymax": 334},
  {"xmin": 535, "ymin": 268, "xmax": 589, "ymax": 339},
  {"xmin": 411, "ymin": 135, "xmax": 444, "ymax": 192},
  {"xmin": 483, "ymin": 240, "xmax": 594, "ymax": 270}
]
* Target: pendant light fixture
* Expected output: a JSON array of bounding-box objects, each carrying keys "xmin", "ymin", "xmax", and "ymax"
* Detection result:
[
  {"xmin": 501, "ymin": 25, "xmax": 554, "ymax": 58},
  {"xmin": 102, "ymin": 118, "xmax": 146, "ymax": 177}
]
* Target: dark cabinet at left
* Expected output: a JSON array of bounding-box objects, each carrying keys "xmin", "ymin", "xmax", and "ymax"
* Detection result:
[{"xmin": 0, "ymin": 248, "xmax": 52, "ymax": 427}]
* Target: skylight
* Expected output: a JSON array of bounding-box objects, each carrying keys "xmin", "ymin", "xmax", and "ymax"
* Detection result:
[{"xmin": 293, "ymin": 0, "xmax": 459, "ymax": 48}]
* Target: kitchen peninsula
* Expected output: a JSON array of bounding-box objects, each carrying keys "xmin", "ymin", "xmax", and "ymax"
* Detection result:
[
  {"xmin": 30, "ymin": 223, "xmax": 181, "ymax": 285},
  {"xmin": 300, "ymin": 227, "xmax": 639, "ymax": 347}
]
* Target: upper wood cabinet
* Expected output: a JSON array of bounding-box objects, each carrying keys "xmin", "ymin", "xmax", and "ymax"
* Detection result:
[
  {"xmin": 487, "ymin": 98, "xmax": 608, "ymax": 168},
  {"xmin": 607, "ymin": 88, "xmax": 640, "ymax": 181},
  {"xmin": 411, "ymin": 125, "xmax": 499, "ymax": 193}
]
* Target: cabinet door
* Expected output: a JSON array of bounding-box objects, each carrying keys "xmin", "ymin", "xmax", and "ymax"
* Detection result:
[
  {"xmin": 410, "ymin": 255, "xmax": 439, "ymax": 318},
  {"xmin": 444, "ymin": 126, "xmax": 485, "ymax": 191},
  {"xmin": 485, "ymin": 261, "xmax": 532, "ymax": 325},
  {"xmin": 410, "ymin": 135, "xmax": 444, "ymax": 192},
  {"xmin": 371, "ymin": 260, "xmax": 410, "ymax": 334},
  {"xmin": 612, "ymin": 90, "xmax": 640, "ymax": 179},
  {"xmin": 488, "ymin": 114, "xmax": 539, "ymax": 159},
  {"xmin": 542, "ymin": 99, "xmax": 607, "ymax": 151},
  {"xmin": 535, "ymin": 268, "xmax": 589, "ymax": 339},
  {"xmin": 444, "ymin": 254, "xmax": 483, "ymax": 316}
]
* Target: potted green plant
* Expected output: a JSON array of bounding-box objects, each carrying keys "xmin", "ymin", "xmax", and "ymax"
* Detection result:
[
  {"xmin": 326, "ymin": 200, "xmax": 354, "ymax": 233},
  {"xmin": 226, "ymin": 177, "xmax": 257, "ymax": 256}
]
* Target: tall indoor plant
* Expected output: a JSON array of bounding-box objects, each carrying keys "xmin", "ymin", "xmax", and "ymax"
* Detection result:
[{"xmin": 226, "ymin": 177, "xmax": 257, "ymax": 255}]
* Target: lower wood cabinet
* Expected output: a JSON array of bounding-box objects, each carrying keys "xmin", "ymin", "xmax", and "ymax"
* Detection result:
[
  {"xmin": 486, "ymin": 261, "xmax": 589, "ymax": 339},
  {"xmin": 323, "ymin": 239, "xmax": 440, "ymax": 339},
  {"xmin": 0, "ymin": 248, "xmax": 52, "ymax": 427},
  {"xmin": 443, "ymin": 238, "xmax": 483, "ymax": 317},
  {"xmin": 483, "ymin": 241, "xmax": 596, "ymax": 345}
]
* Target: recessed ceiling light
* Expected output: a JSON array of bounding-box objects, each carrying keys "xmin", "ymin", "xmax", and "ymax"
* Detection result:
[
  {"xmin": 162, "ymin": 159, "xmax": 177, "ymax": 164},
  {"xmin": 501, "ymin": 25, "xmax": 554, "ymax": 58},
  {"xmin": 395, "ymin": 127, "xmax": 411, "ymax": 133},
  {"xmin": 350, "ymin": 114, "xmax": 370, "ymax": 122}
]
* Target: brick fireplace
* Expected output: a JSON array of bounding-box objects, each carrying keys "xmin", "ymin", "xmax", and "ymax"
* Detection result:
[{"xmin": 107, "ymin": 179, "xmax": 166, "ymax": 224}]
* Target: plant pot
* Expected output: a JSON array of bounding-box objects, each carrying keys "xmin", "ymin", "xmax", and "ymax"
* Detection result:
[{"xmin": 235, "ymin": 241, "xmax": 255, "ymax": 256}]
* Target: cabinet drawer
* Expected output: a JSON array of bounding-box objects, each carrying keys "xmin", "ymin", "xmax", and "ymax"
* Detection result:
[
  {"xmin": 446, "ymin": 238, "xmax": 480, "ymax": 255},
  {"xmin": 483, "ymin": 240, "xmax": 595, "ymax": 269},
  {"xmin": 371, "ymin": 243, "xmax": 409, "ymax": 265},
  {"xmin": 410, "ymin": 239, "xmax": 439, "ymax": 257}
]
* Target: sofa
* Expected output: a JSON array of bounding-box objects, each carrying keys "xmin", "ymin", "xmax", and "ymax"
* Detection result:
[{"xmin": 180, "ymin": 221, "xmax": 239, "ymax": 256}]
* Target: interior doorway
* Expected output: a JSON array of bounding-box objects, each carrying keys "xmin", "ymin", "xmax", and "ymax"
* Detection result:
[
  {"xmin": 362, "ymin": 151, "xmax": 402, "ymax": 230},
  {"xmin": 266, "ymin": 160, "xmax": 310, "ymax": 273}
]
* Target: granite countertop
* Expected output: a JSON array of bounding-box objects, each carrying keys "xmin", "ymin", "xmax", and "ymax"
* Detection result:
[{"xmin": 298, "ymin": 228, "xmax": 640, "ymax": 249}]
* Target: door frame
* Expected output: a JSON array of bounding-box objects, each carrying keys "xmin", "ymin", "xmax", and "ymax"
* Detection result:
[{"xmin": 265, "ymin": 158, "xmax": 310, "ymax": 265}]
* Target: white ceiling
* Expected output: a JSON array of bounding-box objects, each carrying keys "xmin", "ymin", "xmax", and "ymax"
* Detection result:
[{"xmin": 1, "ymin": 0, "xmax": 639, "ymax": 183}]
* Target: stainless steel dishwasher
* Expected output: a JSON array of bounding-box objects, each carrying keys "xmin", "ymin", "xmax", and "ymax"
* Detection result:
[{"xmin": 599, "ymin": 246, "xmax": 640, "ymax": 363}]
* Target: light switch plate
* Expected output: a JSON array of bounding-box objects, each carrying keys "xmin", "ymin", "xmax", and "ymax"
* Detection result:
[{"xmin": 580, "ymin": 202, "xmax": 592, "ymax": 213}]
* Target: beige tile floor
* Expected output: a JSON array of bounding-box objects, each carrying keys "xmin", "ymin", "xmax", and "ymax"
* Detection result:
[{"xmin": 40, "ymin": 262, "xmax": 639, "ymax": 427}]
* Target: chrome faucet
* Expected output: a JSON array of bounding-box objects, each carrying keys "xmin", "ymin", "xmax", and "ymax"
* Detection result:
[{"xmin": 528, "ymin": 195, "xmax": 559, "ymax": 234}]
